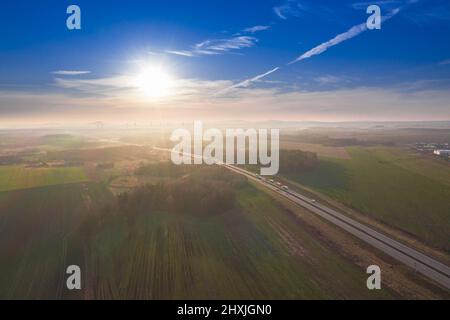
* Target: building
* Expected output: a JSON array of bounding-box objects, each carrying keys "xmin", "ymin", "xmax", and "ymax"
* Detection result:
[{"xmin": 433, "ymin": 149, "xmax": 450, "ymax": 157}]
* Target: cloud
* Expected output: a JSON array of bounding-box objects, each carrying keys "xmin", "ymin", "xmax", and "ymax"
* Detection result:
[
  {"xmin": 52, "ymin": 70, "xmax": 91, "ymax": 76},
  {"xmin": 273, "ymin": 0, "xmax": 308, "ymax": 20},
  {"xmin": 52, "ymin": 72, "xmax": 236, "ymax": 105},
  {"xmin": 262, "ymin": 86, "xmax": 450, "ymax": 121},
  {"xmin": 3, "ymin": 83, "xmax": 450, "ymax": 123},
  {"xmin": 167, "ymin": 36, "xmax": 258, "ymax": 57},
  {"xmin": 440, "ymin": 59, "xmax": 450, "ymax": 65},
  {"xmin": 197, "ymin": 36, "xmax": 257, "ymax": 52},
  {"xmin": 4, "ymin": 62, "xmax": 450, "ymax": 123},
  {"xmin": 243, "ymin": 25, "xmax": 271, "ymax": 33},
  {"xmin": 53, "ymin": 75, "xmax": 134, "ymax": 97},
  {"xmin": 313, "ymin": 75, "xmax": 354, "ymax": 85}
]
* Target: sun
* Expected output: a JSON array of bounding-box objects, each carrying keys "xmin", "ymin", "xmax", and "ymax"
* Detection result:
[{"xmin": 134, "ymin": 65, "xmax": 173, "ymax": 98}]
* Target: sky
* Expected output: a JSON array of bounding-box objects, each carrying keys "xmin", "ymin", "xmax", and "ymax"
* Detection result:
[{"xmin": 1, "ymin": 0, "xmax": 450, "ymax": 126}]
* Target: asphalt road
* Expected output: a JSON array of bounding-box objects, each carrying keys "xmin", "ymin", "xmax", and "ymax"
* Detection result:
[{"xmin": 224, "ymin": 164, "xmax": 450, "ymax": 291}]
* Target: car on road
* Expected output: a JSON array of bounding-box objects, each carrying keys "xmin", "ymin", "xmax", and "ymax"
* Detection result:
[{"xmin": 281, "ymin": 185, "xmax": 289, "ymax": 191}]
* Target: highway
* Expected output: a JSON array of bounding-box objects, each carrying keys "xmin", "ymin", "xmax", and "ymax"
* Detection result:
[
  {"xmin": 224, "ymin": 164, "xmax": 450, "ymax": 290},
  {"xmin": 154, "ymin": 147, "xmax": 450, "ymax": 290}
]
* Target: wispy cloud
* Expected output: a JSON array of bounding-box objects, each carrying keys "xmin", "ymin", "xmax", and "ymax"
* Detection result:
[
  {"xmin": 52, "ymin": 73, "xmax": 235, "ymax": 104},
  {"xmin": 273, "ymin": 0, "xmax": 308, "ymax": 20},
  {"xmin": 53, "ymin": 75, "xmax": 133, "ymax": 96},
  {"xmin": 167, "ymin": 36, "xmax": 258, "ymax": 57},
  {"xmin": 440, "ymin": 59, "xmax": 450, "ymax": 65},
  {"xmin": 243, "ymin": 25, "xmax": 271, "ymax": 34},
  {"xmin": 4, "ymin": 82, "xmax": 450, "ymax": 122},
  {"xmin": 52, "ymin": 70, "xmax": 91, "ymax": 76},
  {"xmin": 313, "ymin": 75, "xmax": 354, "ymax": 85},
  {"xmin": 197, "ymin": 36, "xmax": 257, "ymax": 52}
]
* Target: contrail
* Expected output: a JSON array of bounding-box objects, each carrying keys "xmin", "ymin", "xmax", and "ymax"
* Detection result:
[
  {"xmin": 222, "ymin": 6, "xmax": 403, "ymax": 93},
  {"xmin": 289, "ymin": 23, "xmax": 367, "ymax": 64},
  {"xmin": 289, "ymin": 8, "xmax": 401, "ymax": 64},
  {"xmin": 229, "ymin": 67, "xmax": 280, "ymax": 89},
  {"xmin": 218, "ymin": 67, "xmax": 280, "ymax": 94}
]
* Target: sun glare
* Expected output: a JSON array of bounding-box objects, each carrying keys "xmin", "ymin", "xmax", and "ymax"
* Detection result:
[{"xmin": 134, "ymin": 65, "xmax": 173, "ymax": 98}]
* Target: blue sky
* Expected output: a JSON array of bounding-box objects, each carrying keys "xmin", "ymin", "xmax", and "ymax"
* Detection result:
[{"xmin": 1, "ymin": 0, "xmax": 450, "ymax": 124}]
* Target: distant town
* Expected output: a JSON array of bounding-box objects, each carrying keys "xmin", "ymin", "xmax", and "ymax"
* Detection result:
[{"xmin": 411, "ymin": 142, "xmax": 450, "ymax": 160}]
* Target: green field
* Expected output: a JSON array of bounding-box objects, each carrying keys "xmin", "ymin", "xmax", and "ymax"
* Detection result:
[
  {"xmin": 0, "ymin": 182, "xmax": 113, "ymax": 299},
  {"xmin": 71, "ymin": 185, "xmax": 392, "ymax": 299},
  {"xmin": 0, "ymin": 168, "xmax": 392, "ymax": 299},
  {"xmin": 0, "ymin": 165, "xmax": 88, "ymax": 192},
  {"xmin": 38, "ymin": 134, "xmax": 90, "ymax": 148},
  {"xmin": 286, "ymin": 147, "xmax": 450, "ymax": 251}
]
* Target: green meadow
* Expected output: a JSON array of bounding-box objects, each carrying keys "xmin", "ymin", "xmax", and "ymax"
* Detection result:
[
  {"xmin": 286, "ymin": 147, "xmax": 450, "ymax": 251},
  {"xmin": 0, "ymin": 182, "xmax": 113, "ymax": 299},
  {"xmin": 38, "ymin": 134, "xmax": 100, "ymax": 149},
  {"xmin": 0, "ymin": 167, "xmax": 392, "ymax": 299},
  {"xmin": 0, "ymin": 165, "xmax": 88, "ymax": 192},
  {"xmin": 70, "ymin": 184, "xmax": 390, "ymax": 300}
]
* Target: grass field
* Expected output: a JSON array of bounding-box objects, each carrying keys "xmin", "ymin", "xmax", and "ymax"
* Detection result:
[
  {"xmin": 285, "ymin": 147, "xmax": 450, "ymax": 251},
  {"xmin": 44, "ymin": 145, "xmax": 156, "ymax": 163},
  {"xmin": 280, "ymin": 140, "xmax": 351, "ymax": 159},
  {"xmin": 0, "ymin": 165, "xmax": 88, "ymax": 192},
  {"xmin": 69, "ymin": 183, "xmax": 391, "ymax": 300},
  {"xmin": 0, "ymin": 167, "xmax": 393, "ymax": 299},
  {"xmin": 38, "ymin": 134, "xmax": 98, "ymax": 149},
  {"xmin": 0, "ymin": 182, "xmax": 113, "ymax": 299}
]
